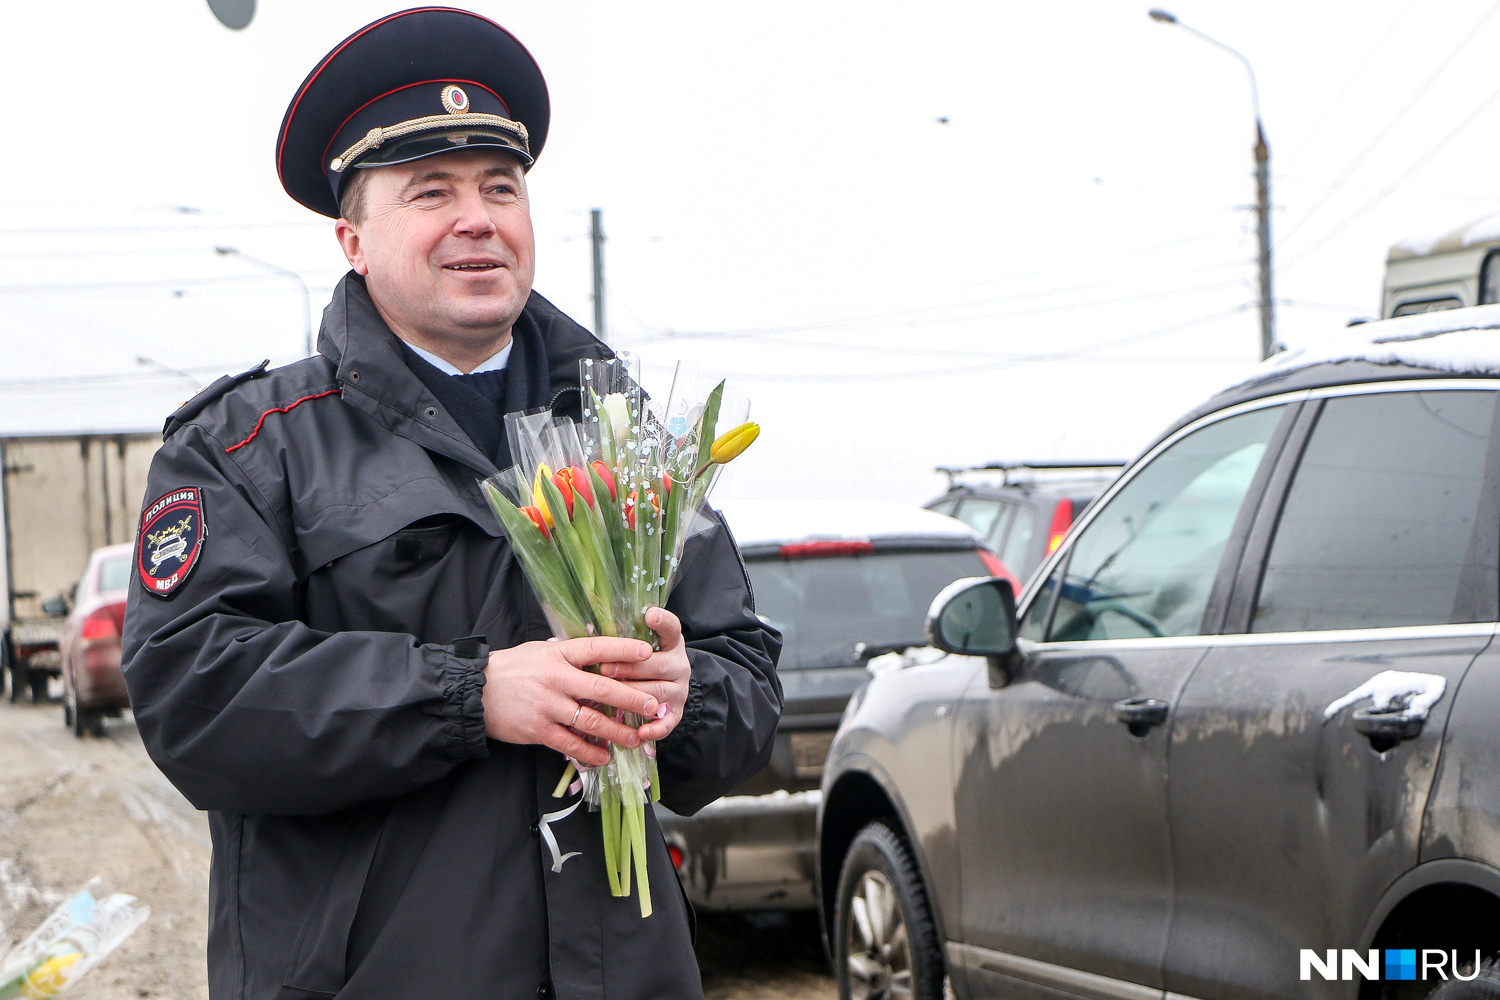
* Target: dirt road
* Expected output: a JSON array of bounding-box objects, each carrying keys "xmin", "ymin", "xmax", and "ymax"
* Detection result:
[
  {"xmin": 0, "ymin": 695, "xmax": 211, "ymax": 999},
  {"xmin": 0, "ymin": 694, "xmax": 835, "ymax": 999}
]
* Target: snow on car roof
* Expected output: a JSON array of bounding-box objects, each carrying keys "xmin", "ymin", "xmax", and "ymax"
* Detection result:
[
  {"xmin": 1388, "ymin": 211, "xmax": 1500, "ymax": 260},
  {"xmin": 716, "ymin": 498, "xmax": 981, "ymax": 550},
  {"xmin": 1235, "ymin": 304, "xmax": 1500, "ymax": 389}
]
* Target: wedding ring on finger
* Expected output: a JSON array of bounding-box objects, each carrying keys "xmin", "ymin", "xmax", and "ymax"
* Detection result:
[{"xmin": 570, "ymin": 704, "xmax": 582, "ymax": 728}]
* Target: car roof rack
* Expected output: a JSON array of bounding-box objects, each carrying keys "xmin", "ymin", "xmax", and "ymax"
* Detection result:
[{"xmin": 936, "ymin": 460, "xmax": 1127, "ymax": 489}]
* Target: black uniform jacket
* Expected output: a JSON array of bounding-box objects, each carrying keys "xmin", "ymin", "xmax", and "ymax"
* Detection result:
[{"xmin": 121, "ymin": 274, "xmax": 783, "ymax": 1000}]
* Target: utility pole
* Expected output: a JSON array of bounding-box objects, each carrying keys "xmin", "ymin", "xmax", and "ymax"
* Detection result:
[
  {"xmin": 1254, "ymin": 123, "xmax": 1275, "ymax": 359},
  {"xmin": 1150, "ymin": 9, "xmax": 1276, "ymax": 358},
  {"xmin": 590, "ymin": 208, "xmax": 607, "ymax": 344}
]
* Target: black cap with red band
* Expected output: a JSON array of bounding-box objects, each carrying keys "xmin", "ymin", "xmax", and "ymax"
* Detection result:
[{"xmin": 276, "ymin": 7, "xmax": 550, "ymax": 219}]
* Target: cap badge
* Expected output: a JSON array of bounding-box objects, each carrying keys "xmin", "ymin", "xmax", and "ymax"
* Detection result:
[{"xmin": 441, "ymin": 85, "xmax": 470, "ymax": 115}]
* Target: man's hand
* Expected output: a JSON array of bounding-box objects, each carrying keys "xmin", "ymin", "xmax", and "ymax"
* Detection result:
[
  {"xmin": 604, "ymin": 607, "xmax": 691, "ymax": 743},
  {"xmin": 483, "ymin": 636, "xmax": 659, "ymax": 767}
]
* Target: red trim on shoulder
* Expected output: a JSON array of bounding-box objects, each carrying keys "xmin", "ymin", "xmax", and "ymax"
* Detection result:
[
  {"xmin": 225, "ymin": 389, "xmax": 340, "ymax": 454},
  {"xmin": 276, "ymin": 8, "xmax": 503, "ymax": 185},
  {"xmin": 318, "ymin": 78, "xmax": 510, "ymax": 169}
]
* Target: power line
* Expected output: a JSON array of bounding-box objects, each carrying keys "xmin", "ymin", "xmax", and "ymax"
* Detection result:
[
  {"xmin": 933, "ymin": 230, "xmax": 1229, "ymax": 296},
  {"xmin": 1281, "ymin": 0, "xmax": 1423, "ymax": 171},
  {"xmin": 716, "ymin": 304, "xmax": 1256, "ymax": 384},
  {"xmin": 0, "ymin": 274, "xmax": 338, "ymax": 295},
  {"xmin": 629, "ymin": 277, "xmax": 1251, "ymax": 344},
  {"xmin": 0, "ymin": 219, "xmax": 326, "ymax": 237},
  {"xmin": 0, "ymin": 362, "xmax": 263, "ymax": 391},
  {"xmin": 1277, "ymin": 0, "xmax": 1500, "ymax": 249},
  {"xmin": 1278, "ymin": 79, "xmax": 1500, "ymax": 272},
  {"xmin": 1277, "ymin": 298, "xmax": 1372, "ymax": 313}
]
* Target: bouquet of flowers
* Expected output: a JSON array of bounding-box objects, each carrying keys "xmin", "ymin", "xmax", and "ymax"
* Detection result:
[
  {"xmin": 482, "ymin": 357, "xmax": 758, "ymax": 917},
  {"xmin": 0, "ymin": 879, "xmax": 149, "ymax": 999}
]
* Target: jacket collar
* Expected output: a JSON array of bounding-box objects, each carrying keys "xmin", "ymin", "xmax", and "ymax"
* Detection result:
[{"xmin": 315, "ymin": 272, "xmax": 613, "ymax": 475}]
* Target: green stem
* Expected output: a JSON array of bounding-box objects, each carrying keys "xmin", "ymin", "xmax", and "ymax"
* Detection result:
[
  {"xmin": 552, "ymin": 762, "xmax": 576, "ymax": 799},
  {"xmin": 627, "ymin": 795, "xmax": 653, "ymax": 918},
  {"xmin": 617, "ymin": 797, "xmax": 633, "ymax": 898},
  {"xmin": 601, "ymin": 784, "xmax": 622, "ymax": 897}
]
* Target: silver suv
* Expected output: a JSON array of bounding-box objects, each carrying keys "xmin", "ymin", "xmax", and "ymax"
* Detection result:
[{"xmin": 820, "ymin": 305, "xmax": 1500, "ymax": 1000}]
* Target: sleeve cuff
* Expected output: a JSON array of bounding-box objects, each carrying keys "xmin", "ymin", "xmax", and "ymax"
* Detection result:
[
  {"xmin": 432, "ymin": 642, "xmax": 489, "ymax": 761},
  {"xmin": 657, "ymin": 670, "xmax": 704, "ymax": 752}
]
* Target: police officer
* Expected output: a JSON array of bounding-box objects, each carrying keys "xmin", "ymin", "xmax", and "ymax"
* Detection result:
[{"xmin": 122, "ymin": 9, "xmax": 782, "ymax": 999}]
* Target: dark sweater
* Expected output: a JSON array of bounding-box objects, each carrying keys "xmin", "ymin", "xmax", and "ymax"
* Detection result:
[{"xmin": 398, "ymin": 312, "xmax": 553, "ymax": 469}]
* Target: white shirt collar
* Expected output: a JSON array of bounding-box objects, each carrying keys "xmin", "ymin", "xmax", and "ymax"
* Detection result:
[{"xmin": 405, "ymin": 340, "xmax": 512, "ymax": 376}]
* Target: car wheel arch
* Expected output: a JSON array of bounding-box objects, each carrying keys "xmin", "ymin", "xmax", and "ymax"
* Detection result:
[
  {"xmin": 1355, "ymin": 859, "xmax": 1500, "ymax": 1000},
  {"xmin": 818, "ymin": 762, "xmax": 952, "ymax": 968}
]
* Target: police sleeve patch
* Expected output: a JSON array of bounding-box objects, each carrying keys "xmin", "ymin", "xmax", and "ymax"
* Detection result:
[{"xmin": 137, "ymin": 487, "xmax": 206, "ymax": 598}]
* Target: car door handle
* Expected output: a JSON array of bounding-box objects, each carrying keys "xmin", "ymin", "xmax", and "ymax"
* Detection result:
[
  {"xmin": 1351, "ymin": 707, "xmax": 1425, "ymax": 752},
  {"xmin": 1114, "ymin": 697, "xmax": 1169, "ymax": 736}
]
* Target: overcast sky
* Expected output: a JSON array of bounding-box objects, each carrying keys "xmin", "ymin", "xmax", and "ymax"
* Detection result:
[{"xmin": 3, "ymin": 0, "xmax": 1499, "ymax": 501}]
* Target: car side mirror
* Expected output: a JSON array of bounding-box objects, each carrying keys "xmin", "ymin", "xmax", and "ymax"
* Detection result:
[
  {"xmin": 40, "ymin": 595, "xmax": 69, "ymax": 617},
  {"xmin": 926, "ymin": 577, "xmax": 1018, "ymax": 686}
]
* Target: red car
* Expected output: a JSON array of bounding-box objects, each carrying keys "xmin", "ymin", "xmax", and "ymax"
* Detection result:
[{"xmin": 58, "ymin": 542, "xmax": 132, "ymax": 737}]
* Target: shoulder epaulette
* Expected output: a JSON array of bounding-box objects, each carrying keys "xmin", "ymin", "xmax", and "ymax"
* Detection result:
[{"xmin": 162, "ymin": 360, "xmax": 270, "ymax": 441}]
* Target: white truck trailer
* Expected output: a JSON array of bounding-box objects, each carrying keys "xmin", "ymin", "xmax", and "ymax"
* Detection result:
[
  {"xmin": 1, "ymin": 431, "xmax": 161, "ymax": 701},
  {"xmin": 1383, "ymin": 213, "xmax": 1500, "ymax": 318}
]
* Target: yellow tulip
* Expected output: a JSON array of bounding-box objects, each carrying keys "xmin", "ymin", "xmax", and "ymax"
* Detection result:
[
  {"xmin": 23, "ymin": 952, "xmax": 80, "ymax": 998},
  {"xmin": 709, "ymin": 422, "xmax": 760, "ymax": 465},
  {"xmin": 531, "ymin": 464, "xmax": 555, "ymax": 528}
]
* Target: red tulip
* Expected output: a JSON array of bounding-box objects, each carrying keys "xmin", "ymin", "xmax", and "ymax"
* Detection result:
[
  {"xmin": 552, "ymin": 466, "xmax": 595, "ymax": 519},
  {"xmin": 591, "ymin": 461, "xmax": 617, "ymax": 501},
  {"xmin": 520, "ymin": 505, "xmax": 550, "ymax": 539},
  {"xmin": 624, "ymin": 488, "xmax": 661, "ymax": 530}
]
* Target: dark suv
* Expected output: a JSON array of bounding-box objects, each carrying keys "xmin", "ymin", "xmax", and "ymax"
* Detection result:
[
  {"xmin": 656, "ymin": 498, "xmax": 1013, "ymax": 911},
  {"xmin": 820, "ymin": 306, "xmax": 1500, "ymax": 1000},
  {"xmin": 926, "ymin": 462, "xmax": 1122, "ymax": 587}
]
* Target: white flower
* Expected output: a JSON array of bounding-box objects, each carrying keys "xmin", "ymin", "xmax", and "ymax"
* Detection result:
[{"xmin": 601, "ymin": 393, "xmax": 632, "ymax": 448}]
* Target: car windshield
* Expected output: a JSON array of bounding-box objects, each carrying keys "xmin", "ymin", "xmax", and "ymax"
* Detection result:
[
  {"xmin": 745, "ymin": 548, "xmax": 989, "ymax": 669},
  {"xmin": 98, "ymin": 555, "xmax": 132, "ymax": 594}
]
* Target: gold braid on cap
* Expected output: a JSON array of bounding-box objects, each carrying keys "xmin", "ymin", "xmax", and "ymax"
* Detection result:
[{"xmin": 329, "ymin": 113, "xmax": 531, "ymax": 172}]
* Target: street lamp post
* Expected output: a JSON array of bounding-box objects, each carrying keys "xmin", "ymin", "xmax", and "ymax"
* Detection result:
[
  {"xmin": 1149, "ymin": 9, "xmax": 1275, "ymax": 360},
  {"xmin": 215, "ymin": 246, "xmax": 315, "ymax": 358}
]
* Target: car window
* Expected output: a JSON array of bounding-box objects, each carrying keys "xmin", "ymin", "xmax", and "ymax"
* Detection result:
[
  {"xmin": 1000, "ymin": 505, "xmax": 1037, "ymax": 578},
  {"xmin": 745, "ymin": 549, "xmax": 991, "ymax": 669},
  {"xmin": 1253, "ymin": 390, "xmax": 1500, "ymax": 632},
  {"xmin": 953, "ymin": 499, "xmax": 1007, "ymax": 542},
  {"xmin": 1041, "ymin": 406, "xmax": 1284, "ymax": 642},
  {"xmin": 928, "ymin": 498, "xmax": 960, "ymax": 517},
  {"xmin": 1018, "ymin": 560, "xmax": 1059, "ymax": 641},
  {"xmin": 98, "ymin": 555, "xmax": 132, "ymax": 594},
  {"xmin": 1391, "ymin": 297, "xmax": 1463, "ymax": 317}
]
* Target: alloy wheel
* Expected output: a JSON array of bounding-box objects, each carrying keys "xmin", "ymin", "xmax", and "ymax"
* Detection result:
[{"xmin": 845, "ymin": 868, "xmax": 912, "ymax": 1000}]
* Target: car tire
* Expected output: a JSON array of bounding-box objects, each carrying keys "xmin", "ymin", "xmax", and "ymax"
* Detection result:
[
  {"xmin": 1427, "ymin": 961, "xmax": 1500, "ymax": 1000},
  {"xmin": 834, "ymin": 820, "xmax": 945, "ymax": 1000},
  {"xmin": 63, "ymin": 679, "xmax": 74, "ymax": 727},
  {"xmin": 71, "ymin": 680, "xmax": 102, "ymax": 738},
  {"xmin": 74, "ymin": 707, "xmax": 103, "ymax": 739},
  {"xmin": 28, "ymin": 667, "xmax": 48, "ymax": 704},
  {"xmin": 8, "ymin": 660, "xmax": 26, "ymax": 704}
]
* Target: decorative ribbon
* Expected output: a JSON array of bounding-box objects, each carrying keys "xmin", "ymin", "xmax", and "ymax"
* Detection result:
[{"xmin": 540, "ymin": 799, "xmax": 584, "ymax": 873}]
